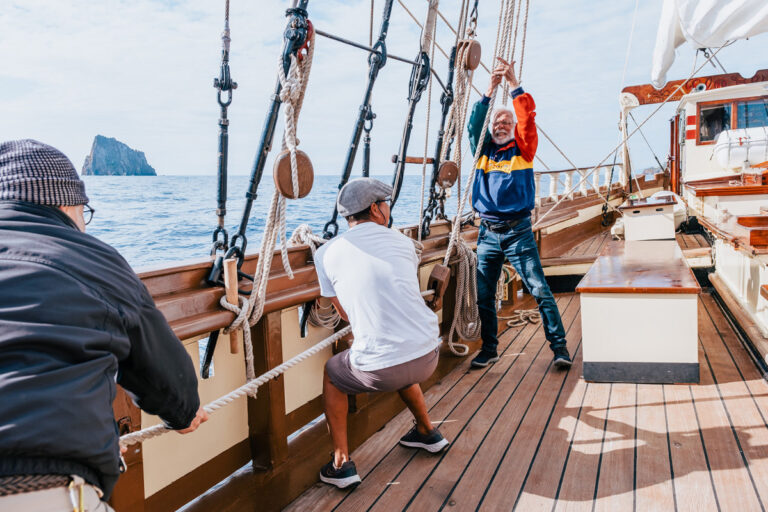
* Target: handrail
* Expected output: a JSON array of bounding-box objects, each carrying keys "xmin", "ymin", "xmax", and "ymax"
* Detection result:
[{"xmin": 534, "ymin": 163, "xmax": 622, "ymax": 176}]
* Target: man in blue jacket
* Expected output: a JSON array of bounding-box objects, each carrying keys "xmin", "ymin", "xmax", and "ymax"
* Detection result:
[
  {"xmin": 0, "ymin": 140, "xmax": 207, "ymax": 510},
  {"xmin": 467, "ymin": 60, "xmax": 571, "ymax": 369}
]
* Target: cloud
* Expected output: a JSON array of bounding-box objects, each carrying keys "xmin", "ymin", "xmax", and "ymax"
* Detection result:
[{"xmin": 2, "ymin": 0, "xmax": 767, "ymax": 177}]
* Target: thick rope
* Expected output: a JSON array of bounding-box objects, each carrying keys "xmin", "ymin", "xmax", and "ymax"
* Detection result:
[
  {"xmin": 500, "ymin": 308, "xmax": 540, "ymax": 327},
  {"xmin": 308, "ymin": 298, "xmax": 342, "ymax": 330},
  {"xmin": 417, "ymin": 3, "xmax": 438, "ymax": 242},
  {"xmin": 218, "ymin": 33, "xmax": 318, "ymax": 379},
  {"xmin": 435, "ymin": 0, "xmax": 519, "ymax": 357},
  {"xmin": 288, "ymin": 224, "xmax": 343, "ymax": 329},
  {"xmin": 445, "ymin": 237, "xmax": 480, "ymax": 355},
  {"xmin": 120, "ymin": 325, "xmax": 352, "ymax": 448}
]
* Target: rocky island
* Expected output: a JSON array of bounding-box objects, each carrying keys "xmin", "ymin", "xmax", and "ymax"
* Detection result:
[{"xmin": 82, "ymin": 135, "xmax": 157, "ymax": 176}]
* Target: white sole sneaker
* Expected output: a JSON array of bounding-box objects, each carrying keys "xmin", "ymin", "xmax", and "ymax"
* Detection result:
[
  {"xmin": 319, "ymin": 472, "xmax": 361, "ymax": 489},
  {"xmin": 470, "ymin": 356, "xmax": 500, "ymax": 368},
  {"xmin": 399, "ymin": 437, "xmax": 450, "ymax": 453}
]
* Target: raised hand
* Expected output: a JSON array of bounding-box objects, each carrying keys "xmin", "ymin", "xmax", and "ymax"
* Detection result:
[
  {"xmin": 496, "ymin": 57, "xmax": 519, "ymax": 89},
  {"xmin": 486, "ymin": 64, "xmax": 506, "ymax": 97}
]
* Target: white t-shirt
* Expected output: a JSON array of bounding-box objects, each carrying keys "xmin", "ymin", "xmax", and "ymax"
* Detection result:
[{"xmin": 314, "ymin": 222, "xmax": 440, "ymax": 372}]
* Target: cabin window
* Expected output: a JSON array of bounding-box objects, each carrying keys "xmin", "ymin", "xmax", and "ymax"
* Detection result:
[
  {"xmin": 698, "ymin": 103, "xmax": 731, "ymax": 142},
  {"xmin": 736, "ymin": 98, "xmax": 768, "ymax": 129}
]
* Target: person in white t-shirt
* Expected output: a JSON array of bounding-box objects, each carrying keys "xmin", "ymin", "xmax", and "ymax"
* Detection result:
[{"xmin": 314, "ymin": 177, "xmax": 450, "ymax": 489}]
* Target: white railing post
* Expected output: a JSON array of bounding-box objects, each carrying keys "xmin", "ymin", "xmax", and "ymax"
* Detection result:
[
  {"xmin": 534, "ymin": 173, "xmax": 542, "ymax": 206},
  {"xmin": 548, "ymin": 173, "xmax": 558, "ymax": 202},
  {"xmin": 592, "ymin": 167, "xmax": 600, "ymax": 193},
  {"xmin": 578, "ymin": 169, "xmax": 589, "ymax": 197},
  {"xmin": 565, "ymin": 171, "xmax": 574, "ymax": 200}
]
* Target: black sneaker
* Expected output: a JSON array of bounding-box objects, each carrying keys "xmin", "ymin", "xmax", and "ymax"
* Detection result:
[
  {"xmin": 319, "ymin": 459, "xmax": 361, "ymax": 489},
  {"xmin": 471, "ymin": 351, "xmax": 500, "ymax": 368},
  {"xmin": 399, "ymin": 425, "xmax": 450, "ymax": 453},
  {"xmin": 553, "ymin": 347, "xmax": 572, "ymax": 369}
]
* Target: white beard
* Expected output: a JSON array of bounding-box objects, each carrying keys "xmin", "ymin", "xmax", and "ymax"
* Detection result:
[{"xmin": 491, "ymin": 133, "xmax": 513, "ymax": 146}]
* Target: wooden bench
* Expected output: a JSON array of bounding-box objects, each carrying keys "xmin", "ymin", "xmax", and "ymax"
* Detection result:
[{"xmin": 576, "ymin": 240, "xmax": 701, "ymax": 383}]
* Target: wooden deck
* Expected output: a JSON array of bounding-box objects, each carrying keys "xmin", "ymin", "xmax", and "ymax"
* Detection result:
[
  {"xmin": 557, "ymin": 231, "xmax": 710, "ymax": 261},
  {"xmin": 286, "ymin": 291, "xmax": 768, "ymax": 511}
]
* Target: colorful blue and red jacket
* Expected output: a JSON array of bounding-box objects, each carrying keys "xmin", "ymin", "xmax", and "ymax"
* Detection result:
[{"xmin": 467, "ymin": 87, "xmax": 538, "ymax": 222}]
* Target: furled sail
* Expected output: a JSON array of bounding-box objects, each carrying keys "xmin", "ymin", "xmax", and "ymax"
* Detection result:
[{"xmin": 651, "ymin": 0, "xmax": 768, "ymax": 88}]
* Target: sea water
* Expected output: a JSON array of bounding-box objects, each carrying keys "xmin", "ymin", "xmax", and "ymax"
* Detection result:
[
  {"xmin": 82, "ymin": 174, "xmax": 460, "ymax": 270},
  {"xmin": 82, "ymin": 168, "xmax": 637, "ymax": 270}
]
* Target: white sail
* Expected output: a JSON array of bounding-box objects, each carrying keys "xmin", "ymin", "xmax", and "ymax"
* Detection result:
[{"xmin": 651, "ymin": 0, "xmax": 768, "ymax": 88}]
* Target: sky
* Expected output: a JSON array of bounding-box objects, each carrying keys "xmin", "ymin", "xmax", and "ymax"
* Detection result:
[{"xmin": 2, "ymin": 0, "xmax": 767, "ymax": 177}]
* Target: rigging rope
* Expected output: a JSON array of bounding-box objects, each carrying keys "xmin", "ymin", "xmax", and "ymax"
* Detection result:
[
  {"xmin": 440, "ymin": 0, "xmax": 522, "ymax": 356},
  {"xmin": 417, "ymin": 11, "xmax": 437, "ymax": 242},
  {"xmin": 120, "ymin": 325, "xmax": 352, "ymax": 447},
  {"xmin": 226, "ymin": 24, "xmax": 316, "ymax": 379}
]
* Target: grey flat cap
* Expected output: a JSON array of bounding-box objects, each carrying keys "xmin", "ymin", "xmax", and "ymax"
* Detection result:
[
  {"xmin": 0, "ymin": 139, "xmax": 88, "ymax": 206},
  {"xmin": 337, "ymin": 177, "xmax": 393, "ymax": 217}
]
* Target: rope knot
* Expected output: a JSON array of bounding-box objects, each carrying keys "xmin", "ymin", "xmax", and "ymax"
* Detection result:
[{"xmin": 220, "ymin": 294, "xmax": 249, "ymax": 334}]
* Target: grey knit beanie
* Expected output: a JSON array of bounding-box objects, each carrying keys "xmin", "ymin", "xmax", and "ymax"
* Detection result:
[{"xmin": 0, "ymin": 139, "xmax": 89, "ymax": 206}]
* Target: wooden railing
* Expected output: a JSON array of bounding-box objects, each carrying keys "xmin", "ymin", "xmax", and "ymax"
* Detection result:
[
  {"xmin": 110, "ymin": 220, "xmax": 481, "ymax": 512},
  {"xmin": 534, "ymin": 164, "xmax": 624, "ymax": 205}
]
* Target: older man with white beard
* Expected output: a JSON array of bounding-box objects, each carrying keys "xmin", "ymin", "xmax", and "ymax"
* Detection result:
[{"xmin": 466, "ymin": 58, "xmax": 571, "ymax": 370}]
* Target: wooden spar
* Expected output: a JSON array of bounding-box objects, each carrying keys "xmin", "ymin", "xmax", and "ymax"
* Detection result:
[
  {"xmin": 622, "ymin": 69, "xmax": 768, "ymax": 106},
  {"xmin": 223, "ymin": 258, "xmax": 241, "ymax": 353}
]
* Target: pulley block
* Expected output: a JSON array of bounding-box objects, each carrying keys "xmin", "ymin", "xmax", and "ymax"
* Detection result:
[
  {"xmin": 273, "ymin": 149, "xmax": 314, "ymax": 199},
  {"xmin": 457, "ymin": 39, "xmax": 482, "ymax": 71},
  {"xmin": 425, "ymin": 263, "xmax": 451, "ymax": 311},
  {"xmin": 437, "ymin": 160, "xmax": 459, "ymax": 189}
]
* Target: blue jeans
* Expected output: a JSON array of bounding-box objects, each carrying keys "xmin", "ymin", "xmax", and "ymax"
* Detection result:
[{"xmin": 476, "ymin": 218, "xmax": 567, "ymax": 354}]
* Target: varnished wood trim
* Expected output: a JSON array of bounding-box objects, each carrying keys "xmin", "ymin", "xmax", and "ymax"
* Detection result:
[
  {"xmin": 689, "ymin": 184, "xmax": 768, "ymax": 197},
  {"xmin": 285, "ymin": 396, "xmax": 324, "ymax": 435},
  {"xmin": 249, "ymin": 311, "xmax": 288, "ymax": 470},
  {"xmin": 144, "ymin": 439, "xmax": 251, "ymax": 512},
  {"xmin": 761, "ymin": 285, "xmax": 768, "ymax": 302},
  {"xmin": 109, "ymin": 387, "xmax": 145, "ymax": 512},
  {"xmin": 621, "ymin": 70, "xmax": 768, "ymax": 105},
  {"xmin": 576, "ymin": 241, "xmax": 701, "ymax": 294}
]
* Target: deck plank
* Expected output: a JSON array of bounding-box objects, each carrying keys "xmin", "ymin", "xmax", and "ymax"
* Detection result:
[
  {"xmin": 283, "ymin": 296, "xmax": 541, "ymax": 512},
  {"xmin": 327, "ymin": 297, "xmax": 574, "ymax": 512},
  {"xmin": 697, "ymin": 297, "xmax": 768, "ymax": 507},
  {"xmin": 405, "ymin": 299, "xmax": 581, "ymax": 511},
  {"xmin": 285, "ymin": 291, "xmax": 768, "ymax": 512},
  {"xmin": 663, "ymin": 380, "xmax": 719, "ymax": 511},
  {"xmin": 688, "ymin": 333, "xmax": 761, "ymax": 511},
  {"xmin": 513, "ymin": 353, "xmax": 589, "ymax": 511},
  {"xmin": 476, "ymin": 341, "xmax": 585, "ymax": 509},
  {"xmin": 365, "ymin": 297, "xmax": 581, "ymax": 512},
  {"xmin": 553, "ymin": 382, "xmax": 612, "ymax": 512},
  {"xmin": 593, "ymin": 382, "xmax": 637, "ymax": 512},
  {"xmin": 634, "ymin": 384, "xmax": 676, "ymax": 511}
]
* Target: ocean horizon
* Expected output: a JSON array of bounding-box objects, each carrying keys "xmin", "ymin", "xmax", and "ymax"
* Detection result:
[{"xmin": 82, "ymin": 167, "xmax": 637, "ymax": 270}]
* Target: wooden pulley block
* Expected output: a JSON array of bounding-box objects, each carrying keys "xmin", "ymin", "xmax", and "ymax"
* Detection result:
[
  {"xmin": 437, "ymin": 160, "xmax": 459, "ymax": 189},
  {"xmin": 273, "ymin": 149, "xmax": 314, "ymax": 199},
  {"xmin": 425, "ymin": 264, "xmax": 451, "ymax": 311},
  {"xmin": 457, "ymin": 39, "xmax": 482, "ymax": 71}
]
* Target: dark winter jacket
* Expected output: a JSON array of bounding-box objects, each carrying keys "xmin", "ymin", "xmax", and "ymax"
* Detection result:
[
  {"xmin": 468, "ymin": 87, "xmax": 539, "ymax": 221},
  {"xmin": 0, "ymin": 201, "xmax": 199, "ymax": 499}
]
